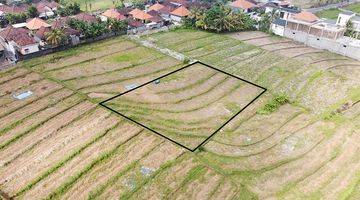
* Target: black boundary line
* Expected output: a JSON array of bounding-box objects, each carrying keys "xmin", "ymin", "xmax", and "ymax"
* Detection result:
[{"xmin": 99, "ymin": 61, "xmax": 267, "ymax": 152}]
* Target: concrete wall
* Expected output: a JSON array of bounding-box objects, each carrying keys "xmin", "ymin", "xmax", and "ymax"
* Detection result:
[
  {"xmin": 271, "ymin": 24, "xmax": 285, "ymax": 36},
  {"xmin": 284, "ymin": 28, "xmax": 360, "ymax": 61}
]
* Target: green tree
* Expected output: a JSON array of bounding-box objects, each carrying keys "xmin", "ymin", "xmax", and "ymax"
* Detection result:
[
  {"xmin": 107, "ymin": 18, "xmax": 127, "ymax": 33},
  {"xmin": 259, "ymin": 10, "xmax": 279, "ymax": 33},
  {"xmin": 344, "ymin": 20, "xmax": 358, "ymax": 39},
  {"xmin": 45, "ymin": 29, "xmax": 67, "ymax": 46},
  {"xmin": 185, "ymin": 4, "xmax": 255, "ymax": 33},
  {"xmin": 27, "ymin": 6, "xmax": 39, "ymax": 18},
  {"xmin": 57, "ymin": 2, "xmax": 81, "ymax": 17},
  {"xmin": 5, "ymin": 13, "xmax": 27, "ymax": 24}
]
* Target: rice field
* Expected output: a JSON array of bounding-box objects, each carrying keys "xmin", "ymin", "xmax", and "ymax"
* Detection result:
[{"xmin": 0, "ymin": 28, "xmax": 359, "ymax": 199}]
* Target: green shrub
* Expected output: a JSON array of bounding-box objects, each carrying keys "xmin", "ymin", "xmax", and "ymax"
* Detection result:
[{"xmin": 257, "ymin": 94, "xmax": 289, "ymax": 115}]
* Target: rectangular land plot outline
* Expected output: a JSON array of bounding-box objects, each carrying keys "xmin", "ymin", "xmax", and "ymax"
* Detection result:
[{"xmin": 100, "ymin": 61, "xmax": 267, "ymax": 152}]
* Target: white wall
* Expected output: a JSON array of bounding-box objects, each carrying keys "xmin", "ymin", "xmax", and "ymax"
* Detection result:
[
  {"xmin": 170, "ymin": 15, "xmax": 182, "ymax": 23},
  {"xmin": 271, "ymin": 24, "xmax": 285, "ymax": 36},
  {"xmin": 284, "ymin": 28, "xmax": 360, "ymax": 61},
  {"xmin": 19, "ymin": 44, "xmax": 39, "ymax": 55}
]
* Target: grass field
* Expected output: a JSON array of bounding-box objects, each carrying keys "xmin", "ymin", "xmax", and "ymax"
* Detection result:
[
  {"xmin": 0, "ymin": 28, "xmax": 359, "ymax": 199},
  {"xmin": 316, "ymin": 3, "xmax": 360, "ymax": 19},
  {"xmin": 65, "ymin": 0, "xmax": 118, "ymax": 11},
  {"xmin": 316, "ymin": 8, "xmax": 341, "ymax": 19}
]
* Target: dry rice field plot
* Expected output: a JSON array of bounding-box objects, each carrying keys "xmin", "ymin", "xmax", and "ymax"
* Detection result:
[
  {"xmin": 0, "ymin": 31, "xmax": 359, "ymax": 200},
  {"xmin": 101, "ymin": 62, "xmax": 266, "ymax": 151}
]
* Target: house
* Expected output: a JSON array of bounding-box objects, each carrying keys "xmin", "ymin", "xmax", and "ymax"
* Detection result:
[
  {"xmin": 148, "ymin": 3, "xmax": 165, "ymax": 12},
  {"xmin": 73, "ymin": 13, "xmax": 98, "ymax": 23},
  {"xmin": 293, "ymin": 11, "xmax": 319, "ymax": 23},
  {"xmin": 100, "ymin": 8, "xmax": 126, "ymax": 22},
  {"xmin": 158, "ymin": 5, "xmax": 176, "ymax": 21},
  {"xmin": 147, "ymin": 10, "xmax": 164, "ymax": 29},
  {"xmin": 271, "ymin": 18, "xmax": 287, "ymax": 36},
  {"xmin": 0, "ymin": 3, "xmax": 28, "ymax": 17},
  {"xmin": 170, "ymin": 6, "xmax": 189, "ymax": 23},
  {"xmin": 128, "ymin": 19, "xmax": 146, "ymax": 33},
  {"xmin": 26, "ymin": 17, "xmax": 51, "ymax": 30},
  {"xmin": 35, "ymin": 2, "xmax": 55, "ymax": 18},
  {"xmin": 129, "ymin": 8, "xmax": 142, "ymax": 17},
  {"xmin": 131, "ymin": 9, "xmax": 153, "ymax": 22},
  {"xmin": 0, "ymin": 26, "xmax": 39, "ymax": 56},
  {"xmin": 34, "ymin": 25, "xmax": 51, "ymax": 44},
  {"xmin": 261, "ymin": 2, "xmax": 278, "ymax": 13},
  {"xmin": 278, "ymin": 7, "xmax": 300, "ymax": 20},
  {"xmin": 336, "ymin": 11, "xmax": 360, "ymax": 38},
  {"xmin": 229, "ymin": 0, "xmax": 256, "ymax": 13}
]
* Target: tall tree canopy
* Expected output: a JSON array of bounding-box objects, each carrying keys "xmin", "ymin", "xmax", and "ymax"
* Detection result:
[{"xmin": 184, "ymin": 5, "xmax": 255, "ymax": 33}]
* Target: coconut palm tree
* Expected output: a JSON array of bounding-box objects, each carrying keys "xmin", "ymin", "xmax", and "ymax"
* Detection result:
[{"xmin": 45, "ymin": 29, "xmax": 67, "ymax": 47}]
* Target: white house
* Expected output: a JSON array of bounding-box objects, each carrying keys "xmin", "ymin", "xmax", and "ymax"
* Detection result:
[
  {"xmin": 0, "ymin": 26, "xmax": 39, "ymax": 57},
  {"xmin": 271, "ymin": 18, "xmax": 287, "ymax": 36}
]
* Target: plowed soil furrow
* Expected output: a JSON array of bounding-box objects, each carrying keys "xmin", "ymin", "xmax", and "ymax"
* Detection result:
[
  {"xmin": 95, "ymin": 142, "xmax": 184, "ymax": 199},
  {"xmin": 252, "ymin": 122, "xmax": 350, "ymax": 198},
  {"xmin": 289, "ymin": 122, "xmax": 360, "ymax": 198},
  {"xmin": 47, "ymin": 47, "xmax": 161, "ymax": 81},
  {"xmin": 209, "ymin": 179, "xmax": 238, "ymax": 200},
  {"xmin": 0, "ymin": 68, "xmax": 29, "ymax": 85},
  {"xmin": 19, "ymin": 123, "xmax": 142, "ymax": 199},
  {"xmin": 212, "ymin": 104, "xmax": 301, "ymax": 146},
  {"xmin": 66, "ymin": 57, "xmax": 180, "ymax": 90},
  {"xmin": 40, "ymin": 41, "xmax": 137, "ymax": 72},
  {"xmin": 172, "ymin": 169, "xmax": 222, "ymax": 200},
  {"xmin": 0, "ymin": 89, "xmax": 73, "ymax": 131},
  {"xmin": 200, "ymin": 121, "xmax": 326, "ymax": 172},
  {"xmin": 0, "ymin": 101, "xmax": 95, "ymax": 167},
  {"xmin": 207, "ymin": 112, "xmax": 309, "ymax": 157},
  {"xmin": 0, "ymin": 94, "xmax": 83, "ymax": 148},
  {"xmin": 129, "ymin": 155, "xmax": 198, "ymax": 199},
  {"xmin": 0, "ymin": 80, "xmax": 62, "ymax": 117},
  {"xmin": 56, "ymin": 132, "xmax": 162, "ymax": 200},
  {"xmin": 0, "ymin": 73, "xmax": 42, "ymax": 95},
  {"xmin": 0, "ymin": 108, "xmax": 115, "ymax": 196}
]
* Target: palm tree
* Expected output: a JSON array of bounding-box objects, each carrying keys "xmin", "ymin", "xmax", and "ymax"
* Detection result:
[{"xmin": 45, "ymin": 29, "xmax": 67, "ymax": 47}]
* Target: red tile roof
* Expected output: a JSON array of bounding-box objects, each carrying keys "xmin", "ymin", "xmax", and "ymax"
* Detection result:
[
  {"xmin": 132, "ymin": 10, "xmax": 153, "ymax": 20},
  {"xmin": 0, "ymin": 26, "xmax": 37, "ymax": 46},
  {"xmin": 0, "ymin": 4, "xmax": 29, "ymax": 14},
  {"xmin": 73, "ymin": 13, "xmax": 98, "ymax": 23},
  {"xmin": 128, "ymin": 19, "xmax": 144, "ymax": 28},
  {"xmin": 170, "ymin": 6, "xmax": 190, "ymax": 17},
  {"xmin": 102, "ymin": 8, "xmax": 126, "ymax": 20},
  {"xmin": 26, "ymin": 18, "xmax": 51, "ymax": 30},
  {"xmin": 148, "ymin": 3, "xmax": 165, "ymax": 11},
  {"xmin": 230, "ymin": 0, "xmax": 256, "ymax": 10},
  {"xmin": 35, "ymin": 26, "xmax": 51, "ymax": 40},
  {"xmin": 63, "ymin": 27, "xmax": 81, "ymax": 36},
  {"xmin": 293, "ymin": 11, "xmax": 319, "ymax": 23}
]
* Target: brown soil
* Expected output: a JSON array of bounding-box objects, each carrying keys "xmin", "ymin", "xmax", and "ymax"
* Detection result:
[
  {"xmin": 0, "ymin": 89, "xmax": 73, "ymax": 130},
  {"xmin": 0, "ymin": 94, "xmax": 82, "ymax": 147},
  {"xmin": 59, "ymin": 132, "xmax": 161, "ymax": 200},
  {"xmin": 20, "ymin": 122, "xmax": 142, "ymax": 199},
  {"xmin": 0, "ymin": 80, "xmax": 62, "ymax": 117},
  {"xmin": 0, "ymin": 101, "xmax": 95, "ymax": 167}
]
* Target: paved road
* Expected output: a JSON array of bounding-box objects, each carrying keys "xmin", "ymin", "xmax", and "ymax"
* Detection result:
[{"xmin": 304, "ymin": 0, "xmax": 360, "ymax": 13}]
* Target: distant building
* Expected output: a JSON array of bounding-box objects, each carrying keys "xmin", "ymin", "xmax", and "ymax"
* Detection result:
[
  {"xmin": 100, "ymin": 8, "xmax": 126, "ymax": 22},
  {"xmin": 229, "ymin": 0, "xmax": 256, "ymax": 13},
  {"xmin": 170, "ymin": 6, "xmax": 190, "ymax": 23},
  {"xmin": 0, "ymin": 26, "xmax": 39, "ymax": 56},
  {"xmin": 336, "ymin": 11, "xmax": 360, "ymax": 38},
  {"xmin": 26, "ymin": 18, "xmax": 51, "ymax": 30}
]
